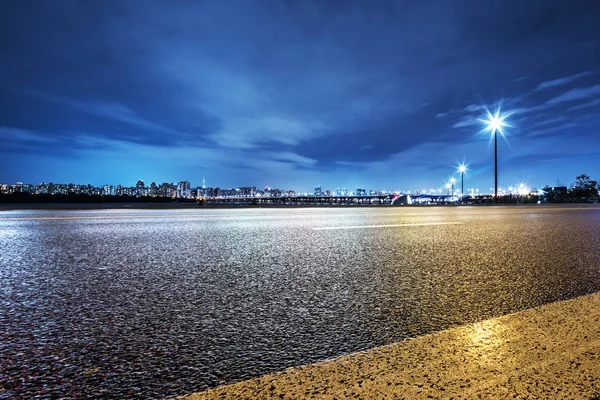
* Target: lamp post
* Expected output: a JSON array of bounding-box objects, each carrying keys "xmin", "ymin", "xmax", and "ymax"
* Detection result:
[
  {"xmin": 457, "ymin": 163, "xmax": 467, "ymax": 198},
  {"xmin": 450, "ymin": 177, "xmax": 456, "ymax": 201},
  {"xmin": 481, "ymin": 109, "xmax": 509, "ymax": 204}
]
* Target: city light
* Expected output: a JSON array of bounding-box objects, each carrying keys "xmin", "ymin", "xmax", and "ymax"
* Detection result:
[{"xmin": 517, "ymin": 183, "xmax": 530, "ymax": 196}]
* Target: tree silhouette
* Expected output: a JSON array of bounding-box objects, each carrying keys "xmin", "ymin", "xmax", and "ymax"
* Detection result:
[{"xmin": 569, "ymin": 174, "xmax": 599, "ymax": 202}]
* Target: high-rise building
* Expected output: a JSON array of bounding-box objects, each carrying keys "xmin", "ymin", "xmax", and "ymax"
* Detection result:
[
  {"xmin": 135, "ymin": 180, "xmax": 145, "ymax": 197},
  {"xmin": 103, "ymin": 185, "xmax": 115, "ymax": 196},
  {"xmin": 177, "ymin": 181, "xmax": 191, "ymax": 198},
  {"xmin": 149, "ymin": 182, "xmax": 158, "ymax": 197}
]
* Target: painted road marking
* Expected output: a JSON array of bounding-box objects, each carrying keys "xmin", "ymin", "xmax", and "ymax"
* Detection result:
[{"xmin": 312, "ymin": 222, "xmax": 464, "ymax": 230}]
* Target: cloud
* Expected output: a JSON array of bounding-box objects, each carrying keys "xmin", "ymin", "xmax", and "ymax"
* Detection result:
[
  {"xmin": 463, "ymin": 104, "xmax": 486, "ymax": 113},
  {"xmin": 546, "ymin": 84, "xmax": 600, "ymax": 104},
  {"xmin": 452, "ymin": 117, "xmax": 480, "ymax": 128},
  {"xmin": 3, "ymin": 1, "xmax": 600, "ymax": 190},
  {"xmin": 511, "ymin": 104, "xmax": 550, "ymax": 115},
  {"xmin": 262, "ymin": 151, "xmax": 318, "ymax": 168},
  {"xmin": 567, "ymin": 98, "xmax": 600, "ymax": 111},
  {"xmin": 84, "ymin": 102, "xmax": 178, "ymax": 134},
  {"xmin": 0, "ymin": 124, "xmax": 323, "ymax": 187},
  {"xmin": 210, "ymin": 115, "xmax": 325, "ymax": 149},
  {"xmin": 535, "ymin": 71, "xmax": 594, "ymax": 90},
  {"xmin": 532, "ymin": 116, "xmax": 568, "ymax": 126},
  {"xmin": 25, "ymin": 90, "xmax": 184, "ymax": 136},
  {"xmin": 0, "ymin": 126, "xmax": 62, "ymax": 144},
  {"xmin": 525, "ymin": 122, "xmax": 579, "ymax": 138}
]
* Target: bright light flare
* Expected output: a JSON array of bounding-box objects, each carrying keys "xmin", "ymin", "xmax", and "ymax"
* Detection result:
[
  {"xmin": 457, "ymin": 163, "xmax": 467, "ymax": 174},
  {"xmin": 517, "ymin": 183, "xmax": 530, "ymax": 196},
  {"xmin": 479, "ymin": 107, "xmax": 513, "ymax": 137}
]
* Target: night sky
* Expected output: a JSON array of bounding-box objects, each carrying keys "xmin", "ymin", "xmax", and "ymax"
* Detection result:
[{"xmin": 1, "ymin": 0, "xmax": 600, "ymax": 193}]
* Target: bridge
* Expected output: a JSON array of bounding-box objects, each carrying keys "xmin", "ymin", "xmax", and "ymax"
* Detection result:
[
  {"xmin": 204, "ymin": 194, "xmax": 404, "ymax": 205},
  {"xmin": 202, "ymin": 194, "xmax": 495, "ymax": 205}
]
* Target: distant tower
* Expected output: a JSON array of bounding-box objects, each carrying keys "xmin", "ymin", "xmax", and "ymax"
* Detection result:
[{"xmin": 202, "ymin": 176, "xmax": 206, "ymax": 188}]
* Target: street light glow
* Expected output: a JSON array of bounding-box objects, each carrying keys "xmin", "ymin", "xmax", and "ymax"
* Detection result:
[
  {"xmin": 480, "ymin": 108, "xmax": 511, "ymax": 136},
  {"xmin": 458, "ymin": 163, "xmax": 467, "ymax": 174}
]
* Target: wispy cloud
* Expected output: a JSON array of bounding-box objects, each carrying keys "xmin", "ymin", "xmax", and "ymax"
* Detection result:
[
  {"xmin": 567, "ymin": 98, "xmax": 600, "ymax": 111},
  {"xmin": 535, "ymin": 71, "xmax": 594, "ymax": 91},
  {"xmin": 84, "ymin": 103, "xmax": 179, "ymax": 134},
  {"xmin": 511, "ymin": 104, "xmax": 549, "ymax": 115},
  {"xmin": 546, "ymin": 84, "xmax": 600, "ymax": 104},
  {"xmin": 211, "ymin": 115, "xmax": 325, "ymax": 149},
  {"xmin": 452, "ymin": 117, "xmax": 480, "ymax": 128},
  {"xmin": 463, "ymin": 104, "xmax": 486, "ymax": 113},
  {"xmin": 262, "ymin": 151, "xmax": 318, "ymax": 168},
  {"xmin": 532, "ymin": 116, "xmax": 568, "ymax": 127},
  {"xmin": 525, "ymin": 122, "xmax": 579, "ymax": 138},
  {"xmin": 0, "ymin": 126, "xmax": 62, "ymax": 144},
  {"xmin": 25, "ymin": 91, "xmax": 182, "ymax": 136}
]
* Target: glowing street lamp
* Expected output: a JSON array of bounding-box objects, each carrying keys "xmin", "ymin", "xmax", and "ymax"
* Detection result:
[
  {"xmin": 457, "ymin": 163, "xmax": 467, "ymax": 197},
  {"xmin": 480, "ymin": 108, "xmax": 511, "ymax": 203},
  {"xmin": 445, "ymin": 182, "xmax": 451, "ymax": 196},
  {"xmin": 450, "ymin": 177, "xmax": 456, "ymax": 200}
]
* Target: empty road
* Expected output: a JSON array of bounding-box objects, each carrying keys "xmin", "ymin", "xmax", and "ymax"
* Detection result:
[{"xmin": 1, "ymin": 205, "xmax": 600, "ymax": 398}]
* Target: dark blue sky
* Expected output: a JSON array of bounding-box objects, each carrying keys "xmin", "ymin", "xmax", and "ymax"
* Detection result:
[{"xmin": 1, "ymin": 0, "xmax": 600, "ymax": 192}]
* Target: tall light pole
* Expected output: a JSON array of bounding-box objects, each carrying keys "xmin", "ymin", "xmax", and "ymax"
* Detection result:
[
  {"xmin": 481, "ymin": 109, "xmax": 510, "ymax": 204},
  {"xmin": 457, "ymin": 163, "xmax": 467, "ymax": 198},
  {"xmin": 450, "ymin": 177, "xmax": 456, "ymax": 201}
]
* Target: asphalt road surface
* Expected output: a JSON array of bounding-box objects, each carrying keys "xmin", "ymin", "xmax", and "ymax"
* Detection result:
[{"xmin": 1, "ymin": 205, "xmax": 600, "ymax": 399}]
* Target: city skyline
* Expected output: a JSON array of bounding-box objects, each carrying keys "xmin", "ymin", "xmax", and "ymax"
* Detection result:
[
  {"xmin": 1, "ymin": 174, "xmax": 588, "ymax": 198},
  {"xmin": 2, "ymin": 1, "xmax": 600, "ymax": 192}
]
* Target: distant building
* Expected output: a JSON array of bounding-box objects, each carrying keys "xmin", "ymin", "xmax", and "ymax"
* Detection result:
[
  {"xmin": 244, "ymin": 186, "xmax": 255, "ymax": 196},
  {"xmin": 149, "ymin": 182, "xmax": 158, "ymax": 197},
  {"xmin": 135, "ymin": 180, "xmax": 145, "ymax": 197},
  {"xmin": 157, "ymin": 182, "xmax": 174, "ymax": 198},
  {"xmin": 177, "ymin": 181, "xmax": 191, "ymax": 198},
  {"xmin": 37, "ymin": 183, "xmax": 53, "ymax": 194},
  {"xmin": 103, "ymin": 185, "xmax": 115, "ymax": 196}
]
